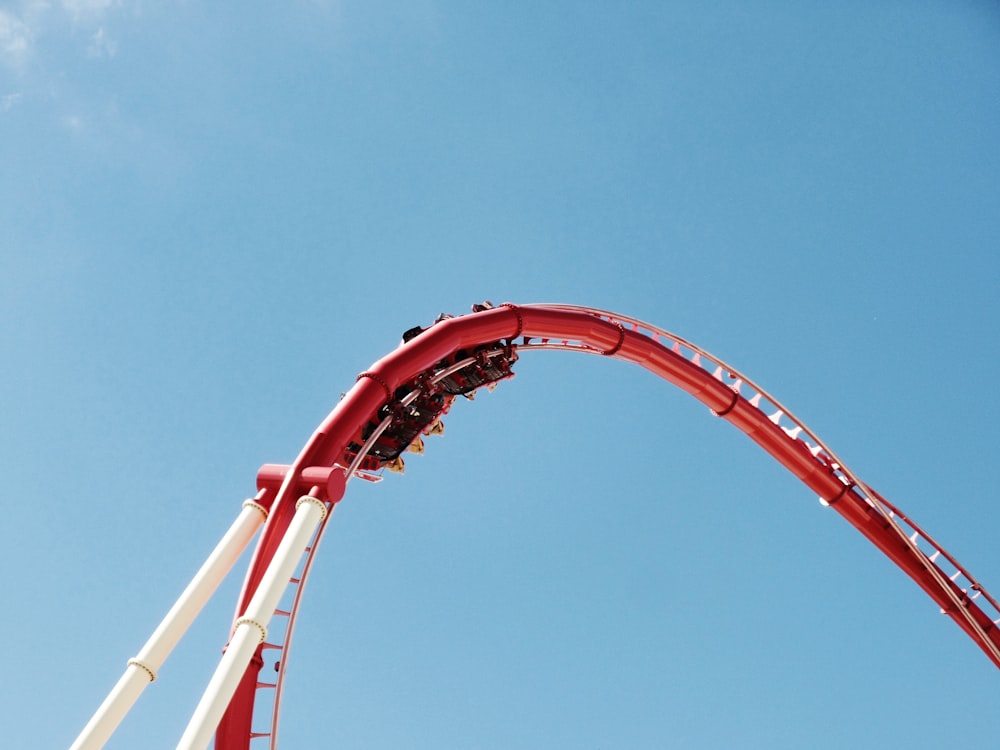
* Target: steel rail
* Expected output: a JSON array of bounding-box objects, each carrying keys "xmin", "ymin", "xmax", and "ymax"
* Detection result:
[
  {"xmin": 213, "ymin": 303, "xmax": 999, "ymax": 750},
  {"xmin": 522, "ymin": 304, "xmax": 1000, "ymax": 664},
  {"xmin": 255, "ymin": 350, "xmax": 513, "ymax": 747}
]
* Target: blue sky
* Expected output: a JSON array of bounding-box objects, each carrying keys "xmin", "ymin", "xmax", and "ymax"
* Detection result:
[{"xmin": 2, "ymin": 2, "xmax": 999, "ymax": 748}]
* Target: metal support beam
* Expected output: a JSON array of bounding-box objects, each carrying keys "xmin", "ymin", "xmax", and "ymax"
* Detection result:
[
  {"xmin": 176, "ymin": 495, "xmax": 329, "ymax": 750},
  {"xmin": 70, "ymin": 498, "xmax": 269, "ymax": 750}
]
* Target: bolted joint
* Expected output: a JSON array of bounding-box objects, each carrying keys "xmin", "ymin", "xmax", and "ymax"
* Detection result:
[
  {"xmin": 296, "ymin": 494, "xmax": 328, "ymax": 521},
  {"xmin": 242, "ymin": 499, "xmax": 269, "ymax": 519},
  {"xmin": 234, "ymin": 616, "xmax": 268, "ymax": 644},
  {"xmin": 127, "ymin": 658, "xmax": 157, "ymax": 683}
]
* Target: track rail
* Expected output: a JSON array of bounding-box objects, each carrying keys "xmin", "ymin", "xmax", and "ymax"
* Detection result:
[{"xmin": 215, "ymin": 303, "xmax": 1000, "ymax": 750}]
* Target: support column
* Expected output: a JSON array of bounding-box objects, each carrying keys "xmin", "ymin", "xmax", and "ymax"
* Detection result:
[
  {"xmin": 69, "ymin": 498, "xmax": 269, "ymax": 750},
  {"xmin": 176, "ymin": 495, "xmax": 329, "ymax": 750}
]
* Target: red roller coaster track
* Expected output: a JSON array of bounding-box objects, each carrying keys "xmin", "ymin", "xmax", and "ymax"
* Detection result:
[{"xmin": 210, "ymin": 303, "xmax": 1000, "ymax": 750}]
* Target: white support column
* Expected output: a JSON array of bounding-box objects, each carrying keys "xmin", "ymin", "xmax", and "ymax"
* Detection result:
[
  {"xmin": 176, "ymin": 495, "xmax": 329, "ymax": 750},
  {"xmin": 70, "ymin": 499, "xmax": 269, "ymax": 750}
]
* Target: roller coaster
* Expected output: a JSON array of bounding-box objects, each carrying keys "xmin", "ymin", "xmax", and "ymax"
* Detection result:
[{"xmin": 70, "ymin": 303, "xmax": 1000, "ymax": 750}]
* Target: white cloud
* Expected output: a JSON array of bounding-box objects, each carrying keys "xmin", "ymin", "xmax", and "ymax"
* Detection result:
[
  {"xmin": 86, "ymin": 26, "xmax": 116, "ymax": 58},
  {"xmin": 62, "ymin": 0, "xmax": 118, "ymax": 21},
  {"xmin": 2, "ymin": 91, "xmax": 24, "ymax": 110},
  {"xmin": 0, "ymin": 8, "xmax": 35, "ymax": 69},
  {"xmin": 0, "ymin": 0, "xmax": 123, "ymax": 72}
]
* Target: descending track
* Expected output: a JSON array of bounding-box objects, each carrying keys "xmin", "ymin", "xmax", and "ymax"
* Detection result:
[{"xmin": 209, "ymin": 303, "xmax": 1000, "ymax": 750}]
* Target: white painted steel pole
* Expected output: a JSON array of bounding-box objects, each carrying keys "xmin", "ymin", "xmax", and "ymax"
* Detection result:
[
  {"xmin": 176, "ymin": 495, "xmax": 328, "ymax": 750},
  {"xmin": 70, "ymin": 499, "xmax": 269, "ymax": 750}
]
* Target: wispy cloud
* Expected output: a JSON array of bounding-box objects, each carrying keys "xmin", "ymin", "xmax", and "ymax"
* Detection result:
[
  {"xmin": 62, "ymin": 112, "xmax": 84, "ymax": 131},
  {"xmin": 62, "ymin": 0, "xmax": 119, "ymax": 22},
  {"xmin": 0, "ymin": 0, "xmax": 122, "ymax": 73},
  {"xmin": 0, "ymin": 8, "xmax": 35, "ymax": 70},
  {"xmin": 2, "ymin": 91, "xmax": 24, "ymax": 111},
  {"xmin": 0, "ymin": 0, "xmax": 124, "ymax": 134},
  {"xmin": 86, "ymin": 26, "xmax": 116, "ymax": 58}
]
